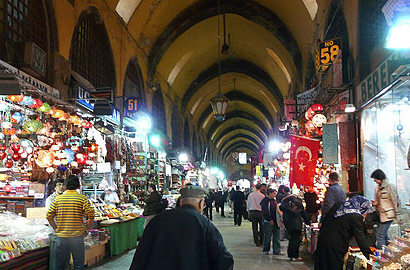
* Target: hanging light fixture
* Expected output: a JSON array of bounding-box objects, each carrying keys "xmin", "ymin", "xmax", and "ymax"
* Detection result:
[{"xmin": 210, "ymin": 0, "xmax": 230, "ymax": 122}]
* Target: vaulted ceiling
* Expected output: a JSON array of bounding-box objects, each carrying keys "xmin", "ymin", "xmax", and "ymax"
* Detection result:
[{"xmin": 115, "ymin": 0, "xmax": 327, "ymax": 162}]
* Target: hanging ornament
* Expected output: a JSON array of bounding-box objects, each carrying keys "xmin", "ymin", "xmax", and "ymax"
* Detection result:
[
  {"xmin": 53, "ymin": 159, "xmax": 62, "ymax": 166},
  {"xmin": 76, "ymin": 153, "xmax": 88, "ymax": 165},
  {"xmin": 58, "ymin": 113, "xmax": 70, "ymax": 121},
  {"xmin": 312, "ymin": 114, "xmax": 327, "ymax": 128},
  {"xmin": 0, "ymin": 151, "xmax": 6, "ymax": 160},
  {"xmin": 12, "ymin": 153, "xmax": 20, "ymax": 161},
  {"xmin": 11, "ymin": 143, "xmax": 20, "ymax": 153},
  {"xmin": 37, "ymin": 103, "xmax": 51, "ymax": 113},
  {"xmin": 82, "ymin": 121, "xmax": 92, "ymax": 129},
  {"xmin": 61, "ymin": 159, "xmax": 69, "ymax": 166},
  {"xmin": 50, "ymin": 144, "xmax": 60, "ymax": 151},
  {"xmin": 63, "ymin": 148, "xmax": 75, "ymax": 163},
  {"xmin": 35, "ymin": 150, "xmax": 54, "ymax": 168},
  {"xmin": 70, "ymin": 161, "xmax": 78, "ymax": 167},
  {"xmin": 20, "ymin": 96, "xmax": 34, "ymax": 106},
  {"xmin": 23, "ymin": 120, "xmax": 43, "ymax": 133},
  {"xmin": 11, "ymin": 112, "xmax": 23, "ymax": 123},
  {"xmin": 29, "ymin": 99, "xmax": 43, "ymax": 109},
  {"xmin": 7, "ymin": 94, "xmax": 24, "ymax": 103},
  {"xmin": 0, "ymin": 145, "xmax": 6, "ymax": 151},
  {"xmin": 20, "ymin": 151, "xmax": 28, "ymax": 159},
  {"xmin": 2, "ymin": 121, "xmax": 15, "ymax": 136},
  {"xmin": 3, "ymin": 183, "xmax": 13, "ymax": 192},
  {"xmin": 4, "ymin": 157, "xmax": 13, "ymax": 168},
  {"xmin": 51, "ymin": 109, "xmax": 65, "ymax": 119},
  {"xmin": 310, "ymin": 104, "xmax": 323, "ymax": 112},
  {"xmin": 46, "ymin": 167, "xmax": 55, "ymax": 174}
]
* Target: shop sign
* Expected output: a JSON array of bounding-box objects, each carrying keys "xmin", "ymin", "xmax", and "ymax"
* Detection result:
[
  {"xmin": 102, "ymin": 106, "xmax": 121, "ymax": 125},
  {"xmin": 296, "ymin": 86, "xmax": 320, "ymax": 114},
  {"xmin": 92, "ymin": 90, "xmax": 114, "ymax": 103},
  {"xmin": 239, "ymin": 152, "xmax": 247, "ymax": 164},
  {"xmin": 356, "ymin": 49, "xmax": 410, "ymax": 108},
  {"xmin": 124, "ymin": 97, "xmax": 138, "ymax": 118},
  {"xmin": 316, "ymin": 38, "xmax": 341, "ymax": 72},
  {"xmin": 76, "ymin": 84, "xmax": 95, "ymax": 111},
  {"xmin": 0, "ymin": 59, "xmax": 59, "ymax": 98}
]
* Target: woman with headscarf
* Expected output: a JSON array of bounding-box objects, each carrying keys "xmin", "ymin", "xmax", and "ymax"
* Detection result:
[{"xmin": 314, "ymin": 196, "xmax": 373, "ymax": 270}]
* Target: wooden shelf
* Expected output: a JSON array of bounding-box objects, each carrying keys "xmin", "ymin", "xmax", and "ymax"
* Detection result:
[{"xmin": 0, "ymin": 196, "xmax": 34, "ymax": 200}]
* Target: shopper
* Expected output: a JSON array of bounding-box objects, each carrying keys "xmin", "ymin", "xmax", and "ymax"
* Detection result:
[
  {"xmin": 104, "ymin": 187, "xmax": 120, "ymax": 207},
  {"xmin": 231, "ymin": 186, "xmax": 246, "ymax": 226},
  {"xmin": 322, "ymin": 172, "xmax": 346, "ymax": 219},
  {"xmin": 276, "ymin": 185, "xmax": 290, "ymax": 203},
  {"xmin": 280, "ymin": 194, "xmax": 310, "ymax": 261},
  {"xmin": 260, "ymin": 183, "xmax": 267, "ymax": 195},
  {"xmin": 304, "ymin": 186, "xmax": 321, "ymax": 223},
  {"xmin": 261, "ymin": 189, "xmax": 281, "ymax": 255},
  {"xmin": 45, "ymin": 178, "xmax": 65, "ymax": 210},
  {"xmin": 371, "ymin": 169, "xmax": 398, "ymax": 249},
  {"xmin": 247, "ymin": 184, "xmax": 265, "ymax": 246},
  {"xmin": 129, "ymin": 186, "xmax": 234, "ymax": 270},
  {"xmin": 203, "ymin": 189, "xmax": 214, "ymax": 220},
  {"xmin": 214, "ymin": 189, "xmax": 223, "ymax": 213},
  {"xmin": 220, "ymin": 188, "xmax": 229, "ymax": 217},
  {"xmin": 143, "ymin": 184, "xmax": 162, "ymax": 228},
  {"xmin": 314, "ymin": 196, "xmax": 373, "ymax": 270},
  {"xmin": 46, "ymin": 175, "xmax": 94, "ymax": 270}
]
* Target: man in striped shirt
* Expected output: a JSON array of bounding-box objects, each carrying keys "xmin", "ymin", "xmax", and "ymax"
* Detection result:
[{"xmin": 46, "ymin": 175, "xmax": 94, "ymax": 270}]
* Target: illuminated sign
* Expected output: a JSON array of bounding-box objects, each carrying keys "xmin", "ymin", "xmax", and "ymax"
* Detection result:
[{"xmin": 316, "ymin": 38, "xmax": 341, "ymax": 72}]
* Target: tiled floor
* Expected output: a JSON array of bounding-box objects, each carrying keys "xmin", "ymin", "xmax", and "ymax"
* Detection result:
[{"xmin": 89, "ymin": 211, "xmax": 314, "ymax": 269}]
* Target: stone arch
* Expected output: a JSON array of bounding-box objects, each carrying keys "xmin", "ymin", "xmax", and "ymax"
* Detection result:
[
  {"xmin": 123, "ymin": 57, "xmax": 146, "ymax": 109},
  {"xmin": 69, "ymin": 6, "xmax": 116, "ymax": 89},
  {"xmin": 151, "ymin": 89, "xmax": 167, "ymax": 135},
  {"xmin": 183, "ymin": 118, "xmax": 191, "ymax": 151},
  {"xmin": 171, "ymin": 106, "xmax": 181, "ymax": 149}
]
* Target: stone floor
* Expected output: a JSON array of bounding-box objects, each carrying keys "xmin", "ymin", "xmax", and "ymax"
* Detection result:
[{"xmin": 89, "ymin": 211, "xmax": 314, "ymax": 270}]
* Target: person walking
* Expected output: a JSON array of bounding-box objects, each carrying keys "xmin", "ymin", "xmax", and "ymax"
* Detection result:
[
  {"xmin": 280, "ymin": 194, "xmax": 310, "ymax": 261},
  {"xmin": 143, "ymin": 184, "xmax": 162, "ymax": 228},
  {"xmin": 247, "ymin": 184, "xmax": 265, "ymax": 246},
  {"xmin": 304, "ymin": 186, "xmax": 321, "ymax": 223},
  {"xmin": 129, "ymin": 186, "xmax": 234, "ymax": 270},
  {"xmin": 46, "ymin": 175, "xmax": 95, "ymax": 270},
  {"xmin": 231, "ymin": 186, "xmax": 246, "ymax": 226},
  {"xmin": 261, "ymin": 189, "xmax": 281, "ymax": 255},
  {"xmin": 371, "ymin": 169, "xmax": 399, "ymax": 249},
  {"xmin": 220, "ymin": 189, "xmax": 229, "ymax": 217},
  {"xmin": 214, "ymin": 189, "xmax": 223, "ymax": 213},
  {"xmin": 203, "ymin": 189, "xmax": 214, "ymax": 220},
  {"xmin": 314, "ymin": 196, "xmax": 373, "ymax": 270},
  {"xmin": 322, "ymin": 172, "xmax": 346, "ymax": 219}
]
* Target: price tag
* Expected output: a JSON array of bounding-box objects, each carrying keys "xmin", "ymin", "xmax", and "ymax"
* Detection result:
[
  {"xmin": 26, "ymin": 207, "xmax": 46, "ymax": 219},
  {"xmin": 34, "ymin": 193, "xmax": 44, "ymax": 199},
  {"xmin": 28, "ymin": 190, "xmax": 35, "ymax": 196}
]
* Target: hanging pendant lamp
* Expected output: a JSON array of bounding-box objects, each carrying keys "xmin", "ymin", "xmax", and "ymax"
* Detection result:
[{"xmin": 210, "ymin": 0, "xmax": 229, "ymax": 122}]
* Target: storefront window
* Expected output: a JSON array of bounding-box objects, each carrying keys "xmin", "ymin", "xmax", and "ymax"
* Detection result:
[{"xmin": 362, "ymin": 80, "xmax": 410, "ymax": 206}]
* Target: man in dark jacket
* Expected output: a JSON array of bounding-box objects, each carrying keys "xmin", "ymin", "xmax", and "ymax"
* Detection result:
[
  {"xmin": 260, "ymin": 189, "xmax": 281, "ymax": 255},
  {"xmin": 304, "ymin": 186, "xmax": 321, "ymax": 223},
  {"xmin": 322, "ymin": 172, "xmax": 346, "ymax": 219},
  {"xmin": 203, "ymin": 189, "xmax": 214, "ymax": 220},
  {"xmin": 142, "ymin": 184, "xmax": 162, "ymax": 228},
  {"xmin": 231, "ymin": 186, "xmax": 246, "ymax": 226},
  {"xmin": 129, "ymin": 186, "xmax": 234, "ymax": 270},
  {"xmin": 214, "ymin": 189, "xmax": 222, "ymax": 213},
  {"xmin": 280, "ymin": 194, "xmax": 310, "ymax": 261}
]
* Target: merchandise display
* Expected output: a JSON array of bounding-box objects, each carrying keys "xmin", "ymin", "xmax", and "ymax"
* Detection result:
[{"xmin": 0, "ymin": 213, "xmax": 52, "ymax": 262}]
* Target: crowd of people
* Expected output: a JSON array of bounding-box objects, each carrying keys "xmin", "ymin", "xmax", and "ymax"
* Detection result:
[{"xmin": 42, "ymin": 168, "xmax": 402, "ymax": 270}]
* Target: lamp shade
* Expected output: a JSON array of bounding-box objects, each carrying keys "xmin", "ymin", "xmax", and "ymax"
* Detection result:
[{"xmin": 210, "ymin": 93, "xmax": 229, "ymax": 122}]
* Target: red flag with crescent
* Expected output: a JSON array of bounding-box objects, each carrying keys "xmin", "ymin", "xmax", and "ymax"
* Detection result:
[{"xmin": 289, "ymin": 135, "xmax": 320, "ymax": 187}]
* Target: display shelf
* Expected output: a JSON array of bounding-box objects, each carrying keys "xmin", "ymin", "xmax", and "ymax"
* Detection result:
[{"xmin": 0, "ymin": 196, "xmax": 35, "ymax": 200}]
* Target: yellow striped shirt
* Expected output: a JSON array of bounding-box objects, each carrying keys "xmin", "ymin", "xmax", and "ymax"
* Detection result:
[{"xmin": 46, "ymin": 190, "xmax": 94, "ymax": 238}]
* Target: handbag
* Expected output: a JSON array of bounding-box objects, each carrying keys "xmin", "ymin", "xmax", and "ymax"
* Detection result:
[{"xmin": 368, "ymin": 211, "xmax": 380, "ymax": 223}]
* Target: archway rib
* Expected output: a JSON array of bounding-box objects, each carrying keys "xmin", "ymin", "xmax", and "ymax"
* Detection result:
[
  {"xmin": 147, "ymin": 0, "xmax": 302, "ymax": 83},
  {"xmin": 212, "ymin": 125, "xmax": 265, "ymax": 145},
  {"xmin": 182, "ymin": 58, "xmax": 283, "ymax": 113}
]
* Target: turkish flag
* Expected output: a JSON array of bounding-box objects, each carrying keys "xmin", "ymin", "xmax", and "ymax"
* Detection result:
[{"xmin": 289, "ymin": 135, "xmax": 320, "ymax": 187}]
